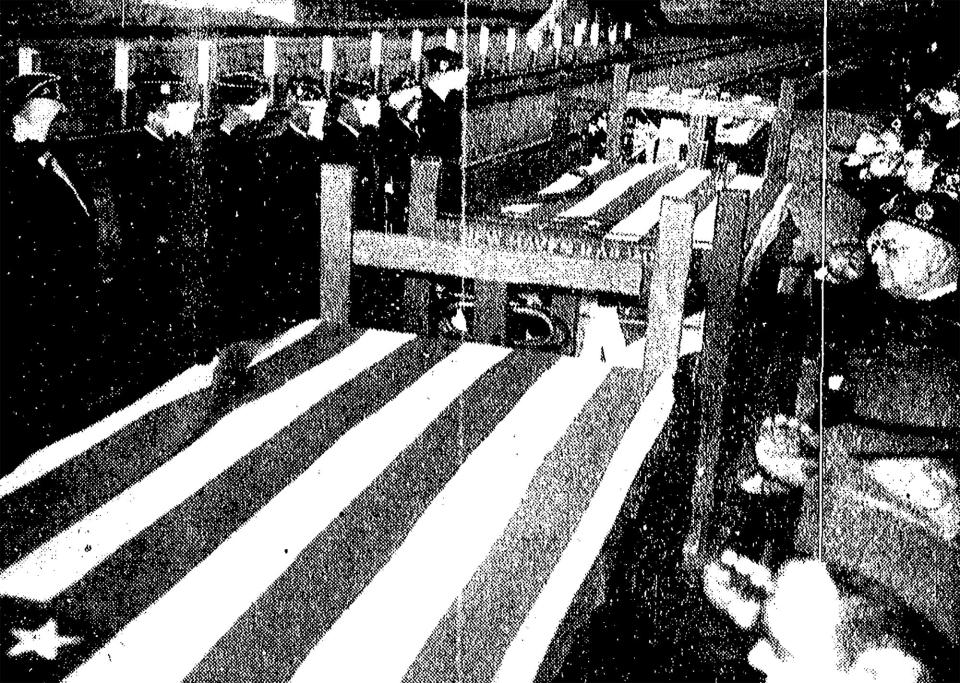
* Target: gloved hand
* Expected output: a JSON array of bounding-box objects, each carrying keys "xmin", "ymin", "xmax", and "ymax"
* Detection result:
[
  {"xmin": 823, "ymin": 239, "xmax": 868, "ymax": 283},
  {"xmin": 755, "ymin": 415, "xmax": 818, "ymax": 488}
]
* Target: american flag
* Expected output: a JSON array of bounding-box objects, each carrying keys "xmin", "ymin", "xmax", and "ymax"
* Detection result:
[{"xmin": 0, "ymin": 322, "xmax": 674, "ymax": 682}]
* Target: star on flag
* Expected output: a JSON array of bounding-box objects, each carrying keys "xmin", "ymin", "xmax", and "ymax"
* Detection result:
[{"xmin": 8, "ymin": 618, "xmax": 80, "ymax": 660}]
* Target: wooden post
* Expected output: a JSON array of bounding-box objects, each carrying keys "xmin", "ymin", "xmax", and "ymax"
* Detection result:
[
  {"xmin": 402, "ymin": 158, "xmax": 442, "ymax": 334},
  {"xmin": 687, "ymin": 91, "xmax": 717, "ymax": 169},
  {"xmin": 552, "ymin": 292, "xmax": 582, "ymax": 356},
  {"xmin": 319, "ymin": 164, "xmax": 355, "ymax": 328},
  {"xmin": 198, "ymin": 39, "xmax": 213, "ymax": 117},
  {"xmin": 474, "ymin": 280, "xmax": 508, "ymax": 344},
  {"xmin": 640, "ymin": 197, "xmax": 697, "ymax": 393},
  {"xmin": 683, "ymin": 187, "xmax": 752, "ymax": 572},
  {"xmin": 607, "ymin": 63, "xmax": 630, "ymax": 164},
  {"xmin": 763, "ymin": 77, "xmax": 796, "ymax": 180},
  {"xmin": 407, "ymin": 158, "xmax": 441, "ymax": 237}
]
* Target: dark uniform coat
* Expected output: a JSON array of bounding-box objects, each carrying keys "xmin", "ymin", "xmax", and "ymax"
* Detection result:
[
  {"xmin": 260, "ymin": 125, "xmax": 330, "ymax": 332},
  {"xmin": 796, "ymin": 280, "xmax": 960, "ymax": 643},
  {"xmin": 202, "ymin": 124, "xmax": 275, "ymax": 349},
  {"xmin": 109, "ymin": 129, "xmax": 199, "ymax": 388},
  {"xmin": 417, "ymin": 88, "xmax": 463, "ymax": 216},
  {"xmin": 823, "ymin": 280, "xmax": 960, "ymax": 445},
  {"xmin": 324, "ymin": 119, "xmax": 383, "ymax": 232},
  {"xmin": 379, "ymin": 107, "xmax": 420, "ymax": 234},
  {"xmin": 1, "ymin": 137, "xmax": 104, "ymax": 469}
]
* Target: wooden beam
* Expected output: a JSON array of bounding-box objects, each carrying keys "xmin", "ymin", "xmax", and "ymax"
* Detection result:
[
  {"xmin": 408, "ymin": 158, "xmax": 442, "ymax": 237},
  {"xmin": 607, "ymin": 63, "xmax": 631, "ymax": 164},
  {"xmin": 319, "ymin": 164, "xmax": 355, "ymax": 329},
  {"xmin": 640, "ymin": 197, "xmax": 697, "ymax": 393},
  {"xmin": 763, "ymin": 77, "xmax": 797, "ymax": 180},
  {"xmin": 623, "ymin": 91, "xmax": 778, "ymax": 122},
  {"xmin": 474, "ymin": 280, "xmax": 508, "ymax": 345},
  {"xmin": 403, "ymin": 158, "xmax": 442, "ymax": 334},
  {"xmin": 353, "ymin": 232, "xmax": 650, "ymax": 296},
  {"xmin": 683, "ymin": 187, "xmax": 752, "ymax": 572}
]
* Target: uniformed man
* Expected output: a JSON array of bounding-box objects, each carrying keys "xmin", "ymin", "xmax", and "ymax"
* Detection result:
[
  {"xmin": 418, "ymin": 46, "xmax": 467, "ymax": 215},
  {"xmin": 1, "ymin": 73, "xmax": 104, "ymax": 471},
  {"xmin": 326, "ymin": 78, "xmax": 383, "ymax": 231},
  {"xmin": 109, "ymin": 68, "xmax": 203, "ymax": 396},
  {"xmin": 260, "ymin": 75, "xmax": 331, "ymax": 331},
  {"xmin": 380, "ymin": 73, "xmax": 422, "ymax": 235},
  {"xmin": 203, "ymin": 71, "xmax": 275, "ymax": 388},
  {"xmin": 324, "ymin": 78, "xmax": 406, "ymax": 328}
]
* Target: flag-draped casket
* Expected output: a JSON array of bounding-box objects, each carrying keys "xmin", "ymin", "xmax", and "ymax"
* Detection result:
[{"xmin": 0, "ymin": 323, "xmax": 674, "ymax": 682}]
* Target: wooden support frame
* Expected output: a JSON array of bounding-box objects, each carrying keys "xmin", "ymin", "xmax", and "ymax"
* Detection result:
[
  {"xmin": 402, "ymin": 159, "xmax": 442, "ymax": 335},
  {"xmin": 683, "ymin": 187, "xmax": 752, "ymax": 569},
  {"xmin": 321, "ymin": 156, "xmax": 700, "ymax": 361},
  {"xmin": 640, "ymin": 197, "xmax": 698, "ymax": 393},
  {"xmin": 608, "ymin": 64, "xmax": 806, "ymax": 175},
  {"xmin": 318, "ymin": 164, "xmax": 355, "ymax": 328},
  {"xmin": 682, "ymin": 169, "xmax": 794, "ymax": 572}
]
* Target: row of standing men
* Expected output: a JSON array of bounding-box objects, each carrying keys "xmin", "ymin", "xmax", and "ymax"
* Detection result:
[{"xmin": 0, "ymin": 47, "xmax": 468, "ymax": 470}]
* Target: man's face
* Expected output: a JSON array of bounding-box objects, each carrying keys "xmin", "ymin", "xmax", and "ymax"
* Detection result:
[
  {"xmin": 867, "ymin": 220, "xmax": 958, "ymax": 299},
  {"xmin": 162, "ymin": 100, "xmax": 200, "ymax": 137},
  {"xmin": 240, "ymin": 95, "xmax": 270, "ymax": 123},
  {"xmin": 428, "ymin": 67, "xmax": 467, "ymax": 99},
  {"xmin": 352, "ymin": 94, "xmax": 381, "ymax": 128},
  {"xmin": 388, "ymin": 86, "xmax": 420, "ymax": 111},
  {"xmin": 446, "ymin": 67, "xmax": 468, "ymax": 93},
  {"xmin": 293, "ymin": 98, "xmax": 327, "ymax": 138},
  {"xmin": 12, "ymin": 97, "xmax": 65, "ymax": 143}
]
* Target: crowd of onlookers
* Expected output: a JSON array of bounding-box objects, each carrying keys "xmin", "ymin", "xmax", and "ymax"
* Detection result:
[{"xmin": 700, "ymin": 74, "xmax": 959, "ymax": 681}]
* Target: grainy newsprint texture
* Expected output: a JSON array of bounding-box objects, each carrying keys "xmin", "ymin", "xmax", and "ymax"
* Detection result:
[{"xmin": 0, "ymin": 1, "xmax": 957, "ymax": 681}]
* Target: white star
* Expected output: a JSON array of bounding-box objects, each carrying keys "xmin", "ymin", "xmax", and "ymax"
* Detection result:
[{"xmin": 8, "ymin": 619, "xmax": 80, "ymax": 660}]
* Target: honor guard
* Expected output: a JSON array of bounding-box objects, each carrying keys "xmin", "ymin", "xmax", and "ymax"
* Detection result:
[
  {"xmin": 1, "ymin": 73, "xmax": 104, "ymax": 470},
  {"xmin": 418, "ymin": 46, "xmax": 467, "ymax": 215},
  {"xmin": 109, "ymin": 68, "xmax": 203, "ymax": 393}
]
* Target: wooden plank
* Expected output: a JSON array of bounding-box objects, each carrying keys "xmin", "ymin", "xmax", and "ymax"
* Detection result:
[
  {"xmin": 353, "ymin": 232, "xmax": 650, "ymax": 296},
  {"xmin": 403, "ymin": 159, "xmax": 442, "ymax": 334},
  {"xmin": 640, "ymin": 197, "xmax": 697, "ymax": 393},
  {"xmin": 624, "ymin": 91, "xmax": 778, "ymax": 122},
  {"xmin": 582, "ymin": 163, "xmax": 680, "ymax": 231},
  {"xmin": 474, "ymin": 280, "xmax": 508, "ymax": 345},
  {"xmin": 683, "ymin": 187, "xmax": 752, "ymax": 572},
  {"xmin": 408, "ymin": 158, "xmax": 442, "ymax": 238},
  {"xmin": 551, "ymin": 292, "xmax": 581, "ymax": 356},
  {"xmin": 319, "ymin": 164, "xmax": 355, "ymax": 329},
  {"xmin": 763, "ymin": 77, "xmax": 797, "ymax": 180},
  {"xmin": 607, "ymin": 63, "xmax": 631, "ymax": 164}
]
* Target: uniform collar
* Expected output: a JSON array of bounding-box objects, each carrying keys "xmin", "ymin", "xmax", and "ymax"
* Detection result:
[
  {"xmin": 143, "ymin": 124, "xmax": 165, "ymax": 142},
  {"xmin": 289, "ymin": 121, "xmax": 310, "ymax": 139},
  {"xmin": 336, "ymin": 118, "xmax": 360, "ymax": 138}
]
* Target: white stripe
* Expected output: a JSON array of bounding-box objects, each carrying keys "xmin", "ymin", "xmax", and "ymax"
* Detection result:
[
  {"xmin": 0, "ymin": 330, "xmax": 410, "ymax": 602},
  {"xmin": 0, "ymin": 320, "xmax": 321, "ymax": 499},
  {"xmin": 64, "ymin": 342, "xmax": 509, "ymax": 683},
  {"xmin": 605, "ymin": 168, "xmax": 710, "ymax": 240},
  {"xmin": 559, "ymin": 162, "xmax": 667, "ymax": 218},
  {"xmin": 493, "ymin": 369, "xmax": 675, "ymax": 683},
  {"xmin": 289, "ymin": 357, "xmax": 613, "ymax": 683},
  {"xmin": 692, "ymin": 197, "xmax": 718, "ymax": 248}
]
